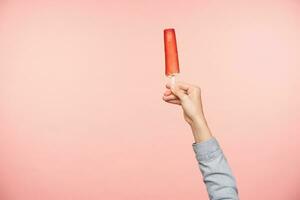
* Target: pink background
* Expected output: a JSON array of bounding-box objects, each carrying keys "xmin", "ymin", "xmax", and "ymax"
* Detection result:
[{"xmin": 1, "ymin": 0, "xmax": 300, "ymax": 199}]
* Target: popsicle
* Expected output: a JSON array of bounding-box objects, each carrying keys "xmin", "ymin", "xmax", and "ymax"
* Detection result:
[{"xmin": 164, "ymin": 28, "xmax": 180, "ymax": 83}]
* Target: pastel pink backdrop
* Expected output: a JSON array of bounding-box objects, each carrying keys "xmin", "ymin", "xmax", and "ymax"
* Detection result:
[{"xmin": 1, "ymin": 0, "xmax": 300, "ymax": 199}]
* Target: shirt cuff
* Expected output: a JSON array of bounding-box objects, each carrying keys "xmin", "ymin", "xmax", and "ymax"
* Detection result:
[{"xmin": 192, "ymin": 137, "xmax": 222, "ymax": 162}]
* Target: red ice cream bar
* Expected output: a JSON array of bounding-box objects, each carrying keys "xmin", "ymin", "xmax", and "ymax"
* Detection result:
[{"xmin": 164, "ymin": 28, "xmax": 180, "ymax": 76}]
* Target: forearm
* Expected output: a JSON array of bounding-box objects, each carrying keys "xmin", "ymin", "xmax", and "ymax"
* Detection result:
[
  {"xmin": 192, "ymin": 137, "xmax": 239, "ymax": 200},
  {"xmin": 190, "ymin": 116, "xmax": 213, "ymax": 143},
  {"xmin": 190, "ymin": 117, "xmax": 239, "ymax": 199}
]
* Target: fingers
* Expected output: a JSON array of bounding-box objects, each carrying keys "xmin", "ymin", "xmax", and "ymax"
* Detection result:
[
  {"xmin": 164, "ymin": 80, "xmax": 197, "ymax": 101},
  {"xmin": 167, "ymin": 100, "xmax": 181, "ymax": 105},
  {"xmin": 164, "ymin": 89, "xmax": 172, "ymax": 96},
  {"xmin": 164, "ymin": 88, "xmax": 187, "ymax": 96},
  {"xmin": 175, "ymin": 81, "xmax": 194, "ymax": 90},
  {"xmin": 162, "ymin": 91, "xmax": 181, "ymax": 105},
  {"xmin": 163, "ymin": 98, "xmax": 181, "ymax": 105},
  {"xmin": 166, "ymin": 81, "xmax": 194, "ymax": 91},
  {"xmin": 162, "ymin": 94, "xmax": 178, "ymax": 101},
  {"xmin": 171, "ymin": 89, "xmax": 185, "ymax": 100},
  {"xmin": 170, "ymin": 84, "xmax": 187, "ymax": 100}
]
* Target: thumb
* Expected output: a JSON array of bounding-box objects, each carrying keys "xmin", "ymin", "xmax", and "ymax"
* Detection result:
[{"xmin": 170, "ymin": 84, "xmax": 186, "ymax": 100}]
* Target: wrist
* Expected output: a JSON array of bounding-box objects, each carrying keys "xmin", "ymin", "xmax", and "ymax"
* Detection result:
[{"xmin": 190, "ymin": 117, "xmax": 212, "ymax": 143}]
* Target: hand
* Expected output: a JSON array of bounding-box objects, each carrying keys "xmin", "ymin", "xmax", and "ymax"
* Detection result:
[{"xmin": 162, "ymin": 80, "xmax": 212, "ymax": 143}]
